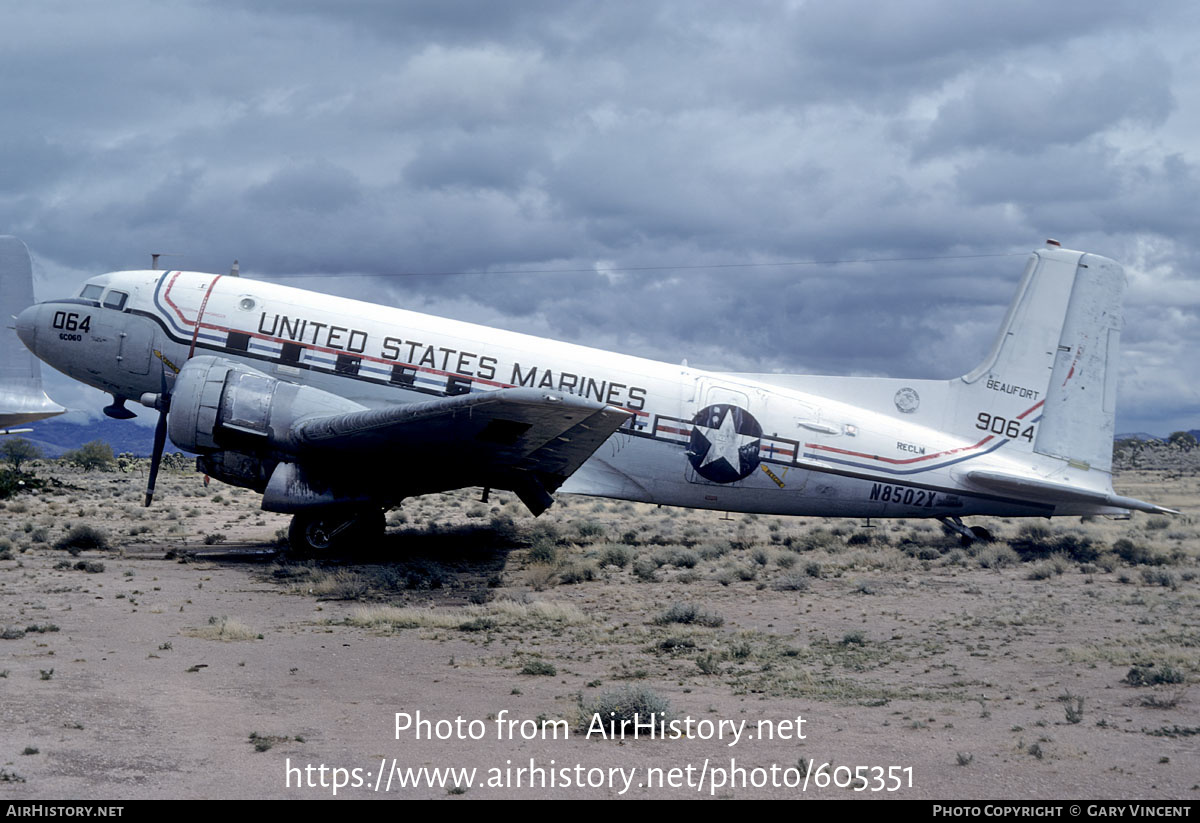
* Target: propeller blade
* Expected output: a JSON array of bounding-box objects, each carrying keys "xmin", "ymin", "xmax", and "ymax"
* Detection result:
[
  {"xmin": 144, "ymin": 405, "xmax": 168, "ymax": 507},
  {"xmin": 143, "ymin": 361, "xmax": 172, "ymax": 507}
]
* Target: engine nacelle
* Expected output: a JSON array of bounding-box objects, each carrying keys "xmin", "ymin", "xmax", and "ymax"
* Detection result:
[
  {"xmin": 196, "ymin": 450, "xmax": 273, "ymax": 493},
  {"xmin": 168, "ymin": 356, "xmax": 366, "ymax": 455}
]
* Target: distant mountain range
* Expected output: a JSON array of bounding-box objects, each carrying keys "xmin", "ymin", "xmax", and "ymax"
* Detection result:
[
  {"xmin": 1115, "ymin": 430, "xmax": 1200, "ymax": 443},
  {"xmin": 4, "ymin": 416, "xmax": 1195, "ymax": 460},
  {"xmin": 10, "ymin": 417, "xmax": 171, "ymax": 458}
]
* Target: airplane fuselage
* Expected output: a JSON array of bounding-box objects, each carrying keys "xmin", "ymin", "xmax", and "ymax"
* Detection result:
[{"xmin": 17, "ymin": 266, "xmax": 1099, "ymax": 520}]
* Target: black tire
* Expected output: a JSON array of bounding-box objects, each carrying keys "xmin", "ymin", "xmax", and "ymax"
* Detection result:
[
  {"xmin": 959, "ymin": 525, "xmax": 995, "ymax": 547},
  {"xmin": 287, "ymin": 508, "xmax": 383, "ymax": 558}
]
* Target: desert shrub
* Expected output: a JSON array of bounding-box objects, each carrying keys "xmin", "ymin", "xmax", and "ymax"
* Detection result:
[
  {"xmin": 598, "ymin": 544, "xmax": 635, "ymax": 568},
  {"xmin": 899, "ymin": 540, "xmax": 943, "ymax": 560},
  {"xmin": 396, "ymin": 560, "xmax": 450, "ymax": 590},
  {"xmin": 1124, "ymin": 664, "xmax": 1185, "ymax": 687},
  {"xmin": 667, "ymin": 548, "xmax": 699, "ymax": 568},
  {"xmin": 458, "ymin": 617, "xmax": 497, "ymax": 632},
  {"xmin": 0, "ymin": 470, "xmax": 43, "ymax": 501},
  {"xmin": 1048, "ymin": 534, "xmax": 1100, "ymax": 563},
  {"xmin": 527, "ymin": 521, "xmax": 560, "ymax": 545},
  {"xmin": 1019, "ymin": 522, "xmax": 1052, "ymax": 542},
  {"xmin": 654, "ymin": 602, "xmax": 724, "ymax": 627},
  {"xmin": 576, "ymin": 521, "xmax": 606, "ymax": 542},
  {"xmin": 520, "ymin": 660, "xmax": 557, "ymax": 676},
  {"xmin": 558, "ymin": 561, "xmax": 598, "ymax": 585},
  {"xmin": 306, "ymin": 570, "xmax": 370, "ymax": 600},
  {"xmin": 774, "ymin": 573, "xmax": 810, "ymax": 592},
  {"xmin": 1008, "ymin": 526, "xmax": 1098, "ymax": 562},
  {"xmin": 976, "ymin": 544, "xmax": 1019, "ymax": 569},
  {"xmin": 527, "ymin": 539, "xmax": 558, "ymax": 565},
  {"xmin": 54, "ymin": 524, "xmax": 109, "ymax": 555},
  {"xmin": 62, "ymin": 441, "xmax": 115, "ymax": 472},
  {"xmin": 489, "ymin": 514, "xmax": 518, "ymax": 541},
  {"xmin": 1140, "ymin": 568, "xmax": 1178, "ymax": 589},
  {"xmin": 847, "ymin": 530, "xmax": 889, "ymax": 547},
  {"xmin": 1, "ymin": 438, "xmax": 41, "ymax": 471},
  {"xmin": 1112, "ymin": 539, "xmax": 1165, "ymax": 566},
  {"xmin": 190, "ymin": 616, "xmax": 259, "ymax": 641},
  {"xmin": 657, "ymin": 636, "xmax": 696, "ymax": 652},
  {"xmin": 631, "ymin": 556, "xmax": 659, "ymax": 582},
  {"xmin": 648, "ymin": 548, "xmax": 672, "ymax": 568},
  {"xmin": 796, "ymin": 528, "xmax": 840, "ymax": 552},
  {"xmin": 582, "ymin": 686, "xmax": 670, "ymax": 733},
  {"xmin": 1025, "ymin": 554, "xmax": 1069, "ymax": 580},
  {"xmin": 696, "ymin": 540, "xmax": 732, "ymax": 560}
]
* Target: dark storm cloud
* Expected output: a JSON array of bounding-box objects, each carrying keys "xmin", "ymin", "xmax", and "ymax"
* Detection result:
[
  {"xmin": 2, "ymin": 0, "xmax": 1198, "ymax": 432},
  {"xmin": 788, "ymin": 1, "xmax": 1162, "ymax": 105},
  {"xmin": 405, "ymin": 131, "xmax": 549, "ymax": 192},
  {"xmin": 922, "ymin": 55, "xmax": 1174, "ymax": 156}
]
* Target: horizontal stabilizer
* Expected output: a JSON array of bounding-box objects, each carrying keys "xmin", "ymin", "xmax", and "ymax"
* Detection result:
[{"xmin": 963, "ymin": 470, "xmax": 1178, "ymax": 515}]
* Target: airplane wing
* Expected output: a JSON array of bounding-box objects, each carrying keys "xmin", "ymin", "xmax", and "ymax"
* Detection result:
[
  {"xmin": 961, "ymin": 470, "xmax": 1179, "ymax": 516},
  {"xmin": 281, "ymin": 387, "xmax": 632, "ymax": 514}
]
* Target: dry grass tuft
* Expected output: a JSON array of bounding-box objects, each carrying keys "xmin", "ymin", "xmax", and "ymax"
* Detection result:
[
  {"xmin": 347, "ymin": 598, "xmax": 589, "ymax": 631},
  {"xmin": 186, "ymin": 616, "xmax": 260, "ymax": 641}
]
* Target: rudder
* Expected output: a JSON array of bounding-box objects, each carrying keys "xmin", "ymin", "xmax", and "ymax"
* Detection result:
[{"xmin": 955, "ymin": 245, "xmax": 1124, "ymax": 474}]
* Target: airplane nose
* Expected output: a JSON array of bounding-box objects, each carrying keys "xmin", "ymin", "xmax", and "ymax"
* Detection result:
[{"xmin": 15, "ymin": 304, "xmax": 39, "ymax": 351}]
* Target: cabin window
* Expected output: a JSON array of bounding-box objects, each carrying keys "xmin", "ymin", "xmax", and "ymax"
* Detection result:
[
  {"xmin": 226, "ymin": 331, "xmax": 251, "ymax": 352},
  {"xmin": 334, "ymin": 353, "xmax": 361, "ymax": 376},
  {"xmin": 102, "ymin": 290, "xmax": 128, "ymax": 311},
  {"xmin": 280, "ymin": 342, "xmax": 303, "ymax": 364},
  {"xmin": 81, "ymin": 284, "xmax": 104, "ymax": 300}
]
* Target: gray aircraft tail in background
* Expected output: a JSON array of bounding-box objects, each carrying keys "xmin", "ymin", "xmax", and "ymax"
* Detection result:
[{"xmin": 1, "ymin": 236, "xmax": 64, "ymax": 433}]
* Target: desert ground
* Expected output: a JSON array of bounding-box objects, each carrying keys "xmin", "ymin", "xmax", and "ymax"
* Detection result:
[{"xmin": 0, "ymin": 448, "xmax": 1197, "ymax": 800}]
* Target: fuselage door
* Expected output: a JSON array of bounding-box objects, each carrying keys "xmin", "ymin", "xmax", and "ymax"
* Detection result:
[{"xmin": 117, "ymin": 314, "xmax": 155, "ymax": 376}]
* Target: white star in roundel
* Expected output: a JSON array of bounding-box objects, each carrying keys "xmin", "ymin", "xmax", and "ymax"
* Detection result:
[{"xmin": 696, "ymin": 408, "xmax": 760, "ymax": 472}]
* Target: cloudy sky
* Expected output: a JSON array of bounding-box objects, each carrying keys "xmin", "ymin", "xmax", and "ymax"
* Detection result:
[{"xmin": 3, "ymin": 1, "xmax": 1197, "ymax": 434}]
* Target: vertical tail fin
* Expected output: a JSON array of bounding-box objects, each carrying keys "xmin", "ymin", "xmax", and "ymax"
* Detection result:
[
  {"xmin": 1, "ymin": 236, "xmax": 65, "ymax": 429},
  {"xmin": 956, "ymin": 244, "xmax": 1123, "ymax": 473}
]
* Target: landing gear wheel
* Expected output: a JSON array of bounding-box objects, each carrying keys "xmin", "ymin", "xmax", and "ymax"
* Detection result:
[
  {"xmin": 968, "ymin": 526, "xmax": 995, "ymax": 544},
  {"xmin": 940, "ymin": 516, "xmax": 995, "ymax": 547},
  {"xmin": 286, "ymin": 508, "xmax": 384, "ymax": 558},
  {"xmin": 956, "ymin": 525, "xmax": 996, "ymax": 547}
]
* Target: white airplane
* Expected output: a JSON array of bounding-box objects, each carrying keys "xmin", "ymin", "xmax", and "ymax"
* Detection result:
[
  {"xmin": 1, "ymin": 236, "xmax": 64, "ymax": 435},
  {"xmin": 15, "ymin": 240, "xmax": 1173, "ymax": 552}
]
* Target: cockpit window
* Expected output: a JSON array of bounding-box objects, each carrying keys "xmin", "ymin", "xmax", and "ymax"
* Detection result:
[
  {"xmin": 80, "ymin": 284, "xmax": 104, "ymax": 301},
  {"xmin": 102, "ymin": 290, "xmax": 128, "ymax": 311}
]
